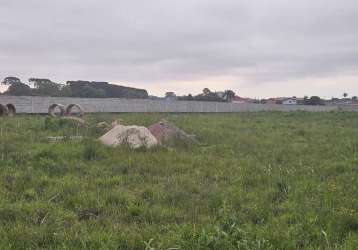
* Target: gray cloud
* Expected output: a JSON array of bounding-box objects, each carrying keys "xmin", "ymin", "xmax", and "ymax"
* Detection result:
[{"xmin": 0, "ymin": 0, "xmax": 357, "ymax": 96}]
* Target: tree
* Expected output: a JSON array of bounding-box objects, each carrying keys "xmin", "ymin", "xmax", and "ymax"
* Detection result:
[
  {"xmin": 29, "ymin": 78, "xmax": 53, "ymax": 88},
  {"xmin": 203, "ymin": 88, "xmax": 211, "ymax": 96},
  {"xmin": 223, "ymin": 90, "xmax": 236, "ymax": 102},
  {"xmin": 343, "ymin": 93, "xmax": 348, "ymax": 99},
  {"xmin": 1, "ymin": 76, "xmax": 21, "ymax": 85},
  {"xmin": 4, "ymin": 82, "xmax": 32, "ymax": 96},
  {"xmin": 178, "ymin": 94, "xmax": 194, "ymax": 101},
  {"xmin": 60, "ymin": 85, "xmax": 73, "ymax": 97},
  {"xmin": 1, "ymin": 76, "xmax": 32, "ymax": 96},
  {"xmin": 304, "ymin": 96, "xmax": 325, "ymax": 106},
  {"xmin": 352, "ymin": 96, "xmax": 358, "ymax": 101},
  {"xmin": 29, "ymin": 78, "xmax": 62, "ymax": 97},
  {"xmin": 165, "ymin": 92, "xmax": 176, "ymax": 98},
  {"xmin": 194, "ymin": 92, "xmax": 224, "ymax": 102},
  {"xmin": 66, "ymin": 81, "xmax": 148, "ymax": 98},
  {"xmin": 80, "ymin": 85, "xmax": 106, "ymax": 98}
]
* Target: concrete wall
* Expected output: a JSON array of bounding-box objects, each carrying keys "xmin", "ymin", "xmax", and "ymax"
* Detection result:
[{"xmin": 0, "ymin": 95, "xmax": 355, "ymax": 114}]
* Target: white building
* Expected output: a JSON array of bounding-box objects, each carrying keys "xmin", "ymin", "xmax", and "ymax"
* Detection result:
[{"xmin": 282, "ymin": 98, "xmax": 298, "ymax": 105}]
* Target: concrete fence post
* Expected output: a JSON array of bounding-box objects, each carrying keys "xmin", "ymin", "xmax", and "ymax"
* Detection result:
[{"xmin": 31, "ymin": 97, "xmax": 34, "ymax": 113}]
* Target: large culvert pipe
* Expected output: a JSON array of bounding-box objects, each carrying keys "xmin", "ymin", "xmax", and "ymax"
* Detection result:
[
  {"xmin": 66, "ymin": 104, "xmax": 84, "ymax": 117},
  {"xmin": 0, "ymin": 104, "xmax": 8, "ymax": 116},
  {"xmin": 48, "ymin": 104, "xmax": 66, "ymax": 117},
  {"xmin": 6, "ymin": 104, "xmax": 16, "ymax": 117}
]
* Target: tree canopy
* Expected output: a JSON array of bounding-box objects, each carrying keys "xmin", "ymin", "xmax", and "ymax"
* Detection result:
[
  {"xmin": 178, "ymin": 89, "xmax": 236, "ymax": 102},
  {"xmin": 1, "ymin": 77, "xmax": 148, "ymax": 98},
  {"xmin": 29, "ymin": 78, "xmax": 62, "ymax": 97},
  {"xmin": 223, "ymin": 90, "xmax": 236, "ymax": 102},
  {"xmin": 4, "ymin": 82, "xmax": 32, "ymax": 96},
  {"xmin": 304, "ymin": 96, "xmax": 325, "ymax": 105},
  {"xmin": 165, "ymin": 92, "xmax": 176, "ymax": 98},
  {"xmin": 1, "ymin": 76, "xmax": 21, "ymax": 85}
]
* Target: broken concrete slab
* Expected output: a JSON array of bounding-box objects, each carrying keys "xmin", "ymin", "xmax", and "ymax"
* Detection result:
[
  {"xmin": 99, "ymin": 125, "xmax": 158, "ymax": 149},
  {"xmin": 148, "ymin": 119, "xmax": 196, "ymax": 144}
]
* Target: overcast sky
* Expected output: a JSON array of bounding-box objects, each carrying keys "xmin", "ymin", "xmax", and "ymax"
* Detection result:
[{"xmin": 0, "ymin": 0, "xmax": 357, "ymax": 98}]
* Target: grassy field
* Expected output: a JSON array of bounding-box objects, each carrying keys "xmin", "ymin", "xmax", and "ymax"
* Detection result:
[{"xmin": 0, "ymin": 112, "xmax": 357, "ymax": 249}]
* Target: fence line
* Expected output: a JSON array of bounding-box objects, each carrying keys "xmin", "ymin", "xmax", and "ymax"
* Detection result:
[{"xmin": 0, "ymin": 95, "xmax": 356, "ymax": 114}]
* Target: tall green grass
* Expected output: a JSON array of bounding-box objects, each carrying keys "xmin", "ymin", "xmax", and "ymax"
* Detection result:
[{"xmin": 0, "ymin": 112, "xmax": 357, "ymax": 249}]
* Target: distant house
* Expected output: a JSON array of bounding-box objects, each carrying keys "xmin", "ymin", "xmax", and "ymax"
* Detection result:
[{"xmin": 282, "ymin": 98, "xmax": 298, "ymax": 105}]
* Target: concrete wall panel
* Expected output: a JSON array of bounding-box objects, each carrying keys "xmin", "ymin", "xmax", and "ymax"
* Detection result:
[{"xmin": 0, "ymin": 96, "xmax": 353, "ymax": 114}]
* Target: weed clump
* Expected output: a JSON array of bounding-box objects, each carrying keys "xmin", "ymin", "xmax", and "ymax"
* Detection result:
[{"xmin": 83, "ymin": 140, "xmax": 105, "ymax": 160}]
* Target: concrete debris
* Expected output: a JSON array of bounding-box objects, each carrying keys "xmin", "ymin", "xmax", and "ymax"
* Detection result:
[
  {"xmin": 6, "ymin": 104, "xmax": 16, "ymax": 116},
  {"xmin": 96, "ymin": 120, "xmax": 123, "ymax": 133},
  {"xmin": 48, "ymin": 136, "xmax": 83, "ymax": 142},
  {"xmin": 148, "ymin": 119, "xmax": 196, "ymax": 144},
  {"xmin": 99, "ymin": 125, "xmax": 158, "ymax": 149},
  {"xmin": 96, "ymin": 121, "xmax": 111, "ymax": 131},
  {"xmin": 111, "ymin": 119, "xmax": 124, "ymax": 128},
  {"xmin": 49, "ymin": 104, "xmax": 66, "ymax": 117},
  {"xmin": 61, "ymin": 116, "xmax": 86, "ymax": 126},
  {"xmin": 0, "ymin": 104, "xmax": 8, "ymax": 116},
  {"xmin": 66, "ymin": 104, "xmax": 84, "ymax": 117},
  {"xmin": 48, "ymin": 103, "xmax": 85, "ymax": 117},
  {"xmin": 0, "ymin": 104, "xmax": 16, "ymax": 117}
]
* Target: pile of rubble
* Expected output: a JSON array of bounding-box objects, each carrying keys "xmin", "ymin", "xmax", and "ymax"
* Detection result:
[
  {"xmin": 99, "ymin": 124, "xmax": 158, "ymax": 149},
  {"xmin": 148, "ymin": 119, "xmax": 196, "ymax": 144},
  {"xmin": 99, "ymin": 119, "xmax": 195, "ymax": 149}
]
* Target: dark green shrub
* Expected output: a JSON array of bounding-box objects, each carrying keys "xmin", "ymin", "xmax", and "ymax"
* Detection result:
[{"xmin": 83, "ymin": 141, "xmax": 104, "ymax": 160}]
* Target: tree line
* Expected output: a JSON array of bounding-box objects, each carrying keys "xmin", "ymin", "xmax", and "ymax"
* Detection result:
[
  {"xmin": 0, "ymin": 77, "xmax": 148, "ymax": 98},
  {"xmin": 165, "ymin": 88, "xmax": 236, "ymax": 102}
]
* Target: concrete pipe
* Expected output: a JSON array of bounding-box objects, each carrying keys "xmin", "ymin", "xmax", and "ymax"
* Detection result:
[
  {"xmin": 0, "ymin": 104, "xmax": 9, "ymax": 116},
  {"xmin": 48, "ymin": 104, "xmax": 66, "ymax": 117},
  {"xmin": 66, "ymin": 104, "xmax": 84, "ymax": 117},
  {"xmin": 6, "ymin": 104, "xmax": 16, "ymax": 117}
]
